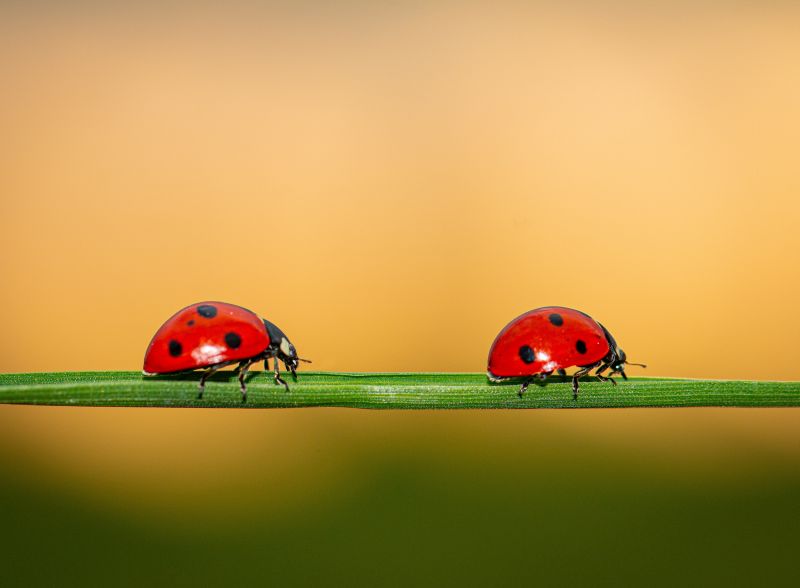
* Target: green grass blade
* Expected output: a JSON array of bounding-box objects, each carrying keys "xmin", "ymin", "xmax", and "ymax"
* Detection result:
[{"xmin": 1, "ymin": 371, "xmax": 799, "ymax": 408}]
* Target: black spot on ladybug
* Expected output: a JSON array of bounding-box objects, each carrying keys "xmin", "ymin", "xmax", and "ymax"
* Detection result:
[
  {"xmin": 168, "ymin": 340, "xmax": 182, "ymax": 357},
  {"xmin": 225, "ymin": 332, "xmax": 242, "ymax": 349},
  {"xmin": 548, "ymin": 313, "xmax": 564, "ymax": 327},
  {"xmin": 187, "ymin": 320, "xmax": 195, "ymax": 327},
  {"xmin": 576, "ymin": 340, "xmax": 587, "ymax": 354},
  {"xmin": 519, "ymin": 345, "xmax": 535, "ymax": 364},
  {"xmin": 197, "ymin": 304, "xmax": 217, "ymax": 318}
]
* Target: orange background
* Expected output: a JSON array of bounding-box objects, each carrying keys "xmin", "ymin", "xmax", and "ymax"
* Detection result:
[
  {"xmin": 1, "ymin": 5, "xmax": 800, "ymax": 584},
  {"xmin": 2, "ymin": 3, "xmax": 799, "ymax": 379}
]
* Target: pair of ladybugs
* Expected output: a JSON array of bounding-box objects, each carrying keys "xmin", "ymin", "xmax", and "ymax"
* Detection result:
[{"xmin": 143, "ymin": 302, "xmax": 643, "ymax": 401}]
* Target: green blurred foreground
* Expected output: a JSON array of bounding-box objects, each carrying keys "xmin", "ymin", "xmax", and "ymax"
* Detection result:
[{"xmin": 1, "ymin": 407, "xmax": 799, "ymax": 587}]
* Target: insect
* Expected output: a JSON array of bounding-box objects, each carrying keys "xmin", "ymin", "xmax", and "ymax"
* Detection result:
[
  {"xmin": 487, "ymin": 306, "xmax": 645, "ymax": 400},
  {"xmin": 142, "ymin": 301, "xmax": 309, "ymax": 401}
]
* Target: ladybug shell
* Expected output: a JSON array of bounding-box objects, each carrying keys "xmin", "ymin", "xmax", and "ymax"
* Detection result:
[
  {"xmin": 487, "ymin": 306, "xmax": 609, "ymax": 379},
  {"xmin": 143, "ymin": 302, "xmax": 271, "ymax": 374}
]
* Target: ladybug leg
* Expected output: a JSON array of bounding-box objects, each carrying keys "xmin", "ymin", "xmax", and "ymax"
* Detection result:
[
  {"xmin": 263, "ymin": 356, "xmax": 288, "ymax": 389},
  {"xmin": 198, "ymin": 364, "xmax": 225, "ymax": 399},
  {"xmin": 557, "ymin": 368, "xmax": 567, "ymax": 378},
  {"xmin": 595, "ymin": 364, "xmax": 617, "ymax": 387},
  {"xmin": 285, "ymin": 360, "xmax": 298, "ymax": 380},
  {"xmin": 571, "ymin": 366, "xmax": 595, "ymax": 400},
  {"xmin": 237, "ymin": 359, "xmax": 257, "ymax": 402},
  {"xmin": 518, "ymin": 378, "xmax": 532, "ymax": 398},
  {"xmin": 271, "ymin": 356, "xmax": 290, "ymax": 391}
]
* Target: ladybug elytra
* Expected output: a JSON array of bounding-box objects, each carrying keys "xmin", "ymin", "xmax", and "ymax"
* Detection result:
[
  {"xmin": 487, "ymin": 306, "xmax": 645, "ymax": 399},
  {"xmin": 143, "ymin": 301, "xmax": 309, "ymax": 401}
]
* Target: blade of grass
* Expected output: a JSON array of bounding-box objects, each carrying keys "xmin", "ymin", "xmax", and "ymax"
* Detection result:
[{"xmin": 1, "ymin": 371, "xmax": 799, "ymax": 408}]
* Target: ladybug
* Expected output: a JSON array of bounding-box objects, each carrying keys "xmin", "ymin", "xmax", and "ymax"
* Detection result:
[
  {"xmin": 487, "ymin": 306, "xmax": 645, "ymax": 399},
  {"xmin": 142, "ymin": 301, "xmax": 309, "ymax": 401}
]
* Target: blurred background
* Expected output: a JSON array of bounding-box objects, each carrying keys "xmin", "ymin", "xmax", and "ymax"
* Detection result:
[{"xmin": 1, "ymin": 1, "xmax": 800, "ymax": 585}]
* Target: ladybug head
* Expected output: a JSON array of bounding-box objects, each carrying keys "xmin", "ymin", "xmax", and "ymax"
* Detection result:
[
  {"xmin": 262, "ymin": 319, "xmax": 311, "ymax": 378},
  {"xmin": 610, "ymin": 348, "xmax": 629, "ymax": 379},
  {"xmin": 611, "ymin": 350, "xmax": 647, "ymax": 380},
  {"xmin": 599, "ymin": 324, "xmax": 646, "ymax": 380}
]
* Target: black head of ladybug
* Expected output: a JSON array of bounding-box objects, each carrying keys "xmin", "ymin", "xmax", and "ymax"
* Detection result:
[
  {"xmin": 611, "ymin": 347, "xmax": 629, "ymax": 379},
  {"xmin": 262, "ymin": 319, "xmax": 310, "ymax": 378},
  {"xmin": 598, "ymin": 323, "xmax": 646, "ymax": 380}
]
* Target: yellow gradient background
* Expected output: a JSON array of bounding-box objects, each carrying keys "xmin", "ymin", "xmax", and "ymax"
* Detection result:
[
  {"xmin": 2, "ymin": 2, "xmax": 799, "ymax": 379},
  {"xmin": 1, "ymin": 4, "xmax": 800, "ymax": 585}
]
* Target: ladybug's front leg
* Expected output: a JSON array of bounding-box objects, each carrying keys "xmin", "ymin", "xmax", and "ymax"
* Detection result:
[
  {"xmin": 594, "ymin": 363, "xmax": 617, "ymax": 387},
  {"xmin": 268, "ymin": 355, "xmax": 290, "ymax": 391}
]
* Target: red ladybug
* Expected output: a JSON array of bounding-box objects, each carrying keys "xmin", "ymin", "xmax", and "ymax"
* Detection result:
[
  {"xmin": 487, "ymin": 306, "xmax": 645, "ymax": 399},
  {"xmin": 143, "ymin": 301, "xmax": 308, "ymax": 401}
]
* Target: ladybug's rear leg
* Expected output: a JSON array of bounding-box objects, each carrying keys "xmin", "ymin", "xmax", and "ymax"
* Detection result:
[
  {"xmin": 518, "ymin": 378, "xmax": 532, "ymax": 398},
  {"xmin": 518, "ymin": 371, "xmax": 552, "ymax": 397}
]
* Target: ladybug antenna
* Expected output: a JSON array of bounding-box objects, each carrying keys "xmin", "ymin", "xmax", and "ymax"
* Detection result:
[
  {"xmin": 296, "ymin": 357, "xmax": 312, "ymax": 364},
  {"xmin": 625, "ymin": 360, "xmax": 647, "ymax": 368}
]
